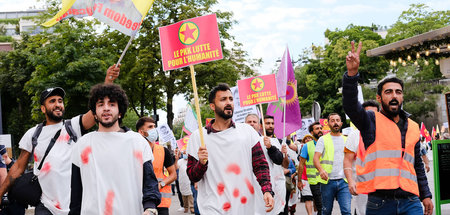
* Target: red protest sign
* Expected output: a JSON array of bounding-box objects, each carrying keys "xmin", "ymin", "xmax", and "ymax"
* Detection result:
[
  {"xmin": 237, "ymin": 74, "xmax": 278, "ymax": 107},
  {"xmin": 177, "ymin": 135, "xmax": 190, "ymax": 151},
  {"xmin": 159, "ymin": 14, "xmax": 223, "ymax": 71}
]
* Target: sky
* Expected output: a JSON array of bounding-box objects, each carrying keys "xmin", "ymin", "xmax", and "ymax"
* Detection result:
[{"xmin": 1, "ymin": 0, "xmax": 449, "ymax": 124}]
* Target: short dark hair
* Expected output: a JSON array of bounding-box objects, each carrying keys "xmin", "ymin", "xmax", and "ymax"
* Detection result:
[
  {"xmin": 88, "ymin": 84, "xmax": 129, "ymax": 124},
  {"xmin": 136, "ymin": 116, "xmax": 156, "ymax": 131},
  {"xmin": 208, "ymin": 83, "xmax": 231, "ymax": 104},
  {"xmin": 327, "ymin": 113, "xmax": 341, "ymax": 121},
  {"xmin": 362, "ymin": 100, "xmax": 380, "ymax": 111},
  {"xmin": 377, "ymin": 76, "xmax": 404, "ymax": 96},
  {"xmin": 308, "ymin": 122, "xmax": 321, "ymax": 133},
  {"xmin": 264, "ymin": 115, "xmax": 274, "ymax": 121}
]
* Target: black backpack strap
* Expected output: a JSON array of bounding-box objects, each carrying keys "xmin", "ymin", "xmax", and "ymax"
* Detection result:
[
  {"xmin": 64, "ymin": 120, "xmax": 78, "ymax": 143},
  {"xmin": 37, "ymin": 129, "xmax": 62, "ymax": 170},
  {"xmin": 30, "ymin": 123, "xmax": 44, "ymax": 162}
]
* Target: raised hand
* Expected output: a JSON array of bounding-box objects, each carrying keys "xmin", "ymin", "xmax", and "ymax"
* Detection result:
[
  {"xmin": 346, "ymin": 41, "xmax": 362, "ymax": 76},
  {"xmin": 105, "ymin": 64, "xmax": 121, "ymax": 84}
]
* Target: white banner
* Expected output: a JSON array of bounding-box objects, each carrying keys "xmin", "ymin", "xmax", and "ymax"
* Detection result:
[
  {"xmin": 157, "ymin": 123, "xmax": 177, "ymax": 149},
  {"xmin": 231, "ymin": 86, "xmax": 258, "ymax": 123}
]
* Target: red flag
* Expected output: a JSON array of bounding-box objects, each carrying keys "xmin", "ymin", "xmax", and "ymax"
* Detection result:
[
  {"xmin": 432, "ymin": 126, "xmax": 437, "ymax": 140},
  {"xmin": 420, "ymin": 122, "xmax": 432, "ymax": 142}
]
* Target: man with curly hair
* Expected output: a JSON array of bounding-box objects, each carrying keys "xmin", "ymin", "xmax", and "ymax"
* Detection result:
[{"xmin": 69, "ymin": 84, "xmax": 161, "ymax": 215}]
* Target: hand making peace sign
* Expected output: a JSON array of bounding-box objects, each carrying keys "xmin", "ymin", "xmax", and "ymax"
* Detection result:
[{"xmin": 346, "ymin": 41, "xmax": 362, "ymax": 76}]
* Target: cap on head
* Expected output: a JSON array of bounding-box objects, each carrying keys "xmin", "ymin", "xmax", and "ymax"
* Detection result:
[{"xmin": 40, "ymin": 87, "xmax": 65, "ymax": 105}]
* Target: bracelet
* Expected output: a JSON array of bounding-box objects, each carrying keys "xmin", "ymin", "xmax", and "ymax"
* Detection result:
[{"xmin": 344, "ymin": 168, "xmax": 353, "ymax": 171}]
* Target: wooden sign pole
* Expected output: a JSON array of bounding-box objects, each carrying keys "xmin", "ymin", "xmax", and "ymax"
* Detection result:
[
  {"xmin": 259, "ymin": 104, "xmax": 266, "ymax": 136},
  {"xmin": 189, "ymin": 65, "xmax": 206, "ymax": 148}
]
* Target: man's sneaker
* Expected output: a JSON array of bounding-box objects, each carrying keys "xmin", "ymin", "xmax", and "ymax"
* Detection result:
[{"xmin": 177, "ymin": 207, "xmax": 185, "ymax": 212}]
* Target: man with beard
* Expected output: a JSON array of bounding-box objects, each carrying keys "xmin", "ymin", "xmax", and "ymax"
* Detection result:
[
  {"xmin": 246, "ymin": 114, "xmax": 288, "ymax": 215},
  {"xmin": 0, "ymin": 65, "xmax": 120, "ymax": 214},
  {"xmin": 297, "ymin": 122, "xmax": 324, "ymax": 215},
  {"xmin": 313, "ymin": 113, "xmax": 351, "ymax": 215},
  {"xmin": 70, "ymin": 84, "xmax": 160, "ymax": 215},
  {"xmin": 343, "ymin": 41, "xmax": 433, "ymax": 215},
  {"xmin": 187, "ymin": 83, "xmax": 274, "ymax": 214}
]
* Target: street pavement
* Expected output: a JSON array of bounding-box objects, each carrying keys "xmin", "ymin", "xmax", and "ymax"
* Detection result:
[{"xmin": 24, "ymin": 151, "xmax": 450, "ymax": 214}]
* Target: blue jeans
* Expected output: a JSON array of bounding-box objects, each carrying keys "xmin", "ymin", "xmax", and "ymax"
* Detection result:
[
  {"xmin": 320, "ymin": 179, "xmax": 352, "ymax": 215},
  {"xmin": 366, "ymin": 195, "xmax": 423, "ymax": 215},
  {"xmin": 191, "ymin": 184, "xmax": 200, "ymax": 215}
]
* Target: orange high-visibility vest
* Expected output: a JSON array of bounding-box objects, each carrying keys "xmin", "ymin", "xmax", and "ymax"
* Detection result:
[
  {"xmin": 153, "ymin": 144, "xmax": 172, "ymax": 208},
  {"xmin": 355, "ymin": 112, "xmax": 420, "ymax": 196}
]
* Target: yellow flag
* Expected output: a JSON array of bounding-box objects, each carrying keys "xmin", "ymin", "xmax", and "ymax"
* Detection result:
[{"xmin": 42, "ymin": 0, "xmax": 154, "ymax": 36}]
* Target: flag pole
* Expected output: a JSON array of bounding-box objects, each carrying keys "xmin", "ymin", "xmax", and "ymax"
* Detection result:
[
  {"xmin": 189, "ymin": 65, "xmax": 206, "ymax": 148},
  {"xmin": 259, "ymin": 104, "xmax": 266, "ymax": 136},
  {"xmin": 110, "ymin": 35, "xmax": 135, "ymax": 79}
]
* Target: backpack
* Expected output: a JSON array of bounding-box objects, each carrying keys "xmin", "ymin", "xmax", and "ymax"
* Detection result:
[{"xmin": 8, "ymin": 119, "xmax": 78, "ymax": 206}]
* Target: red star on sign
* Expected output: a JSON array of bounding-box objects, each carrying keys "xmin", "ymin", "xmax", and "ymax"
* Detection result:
[
  {"xmin": 253, "ymin": 79, "xmax": 262, "ymax": 90},
  {"xmin": 181, "ymin": 24, "xmax": 196, "ymax": 42}
]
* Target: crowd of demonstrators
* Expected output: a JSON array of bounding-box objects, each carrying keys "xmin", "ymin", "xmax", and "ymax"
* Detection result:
[
  {"xmin": 343, "ymin": 41, "xmax": 433, "ymax": 215},
  {"xmin": 136, "ymin": 117, "xmax": 177, "ymax": 215},
  {"xmin": 0, "ymin": 40, "xmax": 438, "ymax": 215}
]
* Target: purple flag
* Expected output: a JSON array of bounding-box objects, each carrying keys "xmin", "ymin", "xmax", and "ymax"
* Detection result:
[{"xmin": 267, "ymin": 47, "xmax": 302, "ymax": 138}]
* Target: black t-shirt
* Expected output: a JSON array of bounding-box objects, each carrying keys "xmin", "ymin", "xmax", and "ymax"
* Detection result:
[{"xmin": 163, "ymin": 147, "xmax": 175, "ymax": 168}]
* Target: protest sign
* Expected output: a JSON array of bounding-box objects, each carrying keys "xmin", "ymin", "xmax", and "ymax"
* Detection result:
[
  {"xmin": 157, "ymin": 123, "xmax": 177, "ymax": 149},
  {"xmin": 295, "ymin": 117, "xmax": 314, "ymax": 140},
  {"xmin": 230, "ymin": 86, "xmax": 258, "ymax": 123},
  {"xmin": 159, "ymin": 14, "xmax": 223, "ymax": 71},
  {"xmin": 320, "ymin": 119, "xmax": 331, "ymax": 135},
  {"xmin": 177, "ymin": 135, "xmax": 190, "ymax": 151},
  {"xmin": 237, "ymin": 74, "xmax": 278, "ymax": 107}
]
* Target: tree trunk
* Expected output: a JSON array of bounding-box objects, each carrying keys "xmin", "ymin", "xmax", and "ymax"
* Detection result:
[{"xmin": 166, "ymin": 71, "xmax": 175, "ymax": 129}]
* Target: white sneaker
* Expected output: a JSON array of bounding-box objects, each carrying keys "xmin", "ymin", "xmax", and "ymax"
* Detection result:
[{"xmin": 177, "ymin": 207, "xmax": 185, "ymax": 212}]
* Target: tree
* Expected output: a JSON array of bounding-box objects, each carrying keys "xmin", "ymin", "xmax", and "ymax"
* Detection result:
[
  {"xmin": 24, "ymin": 19, "xmax": 116, "ymax": 121},
  {"xmin": 385, "ymin": 4, "xmax": 450, "ymax": 44},
  {"xmin": 295, "ymin": 24, "xmax": 388, "ymax": 118},
  {"xmin": 0, "ymin": 35, "xmax": 37, "ymax": 156},
  {"xmin": 104, "ymin": 0, "xmax": 258, "ymax": 128}
]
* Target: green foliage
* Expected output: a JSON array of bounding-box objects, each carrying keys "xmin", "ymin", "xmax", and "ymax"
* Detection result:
[
  {"xmin": 121, "ymin": 109, "xmax": 140, "ymax": 131},
  {"xmin": 385, "ymin": 4, "xmax": 450, "ymax": 44},
  {"xmin": 25, "ymin": 19, "xmax": 115, "ymax": 121},
  {"xmin": 403, "ymin": 82, "xmax": 444, "ymax": 122},
  {"xmin": 0, "ymin": 18, "xmax": 19, "ymax": 25},
  {"xmin": 0, "ymin": 35, "xmax": 13, "ymax": 42},
  {"xmin": 0, "ymin": 35, "xmax": 38, "ymax": 156}
]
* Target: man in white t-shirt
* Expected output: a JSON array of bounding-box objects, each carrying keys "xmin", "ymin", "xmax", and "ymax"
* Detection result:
[
  {"xmin": 187, "ymin": 83, "xmax": 274, "ymax": 215},
  {"xmin": 313, "ymin": 113, "xmax": 351, "ymax": 215},
  {"xmin": 343, "ymin": 100, "xmax": 379, "ymax": 215},
  {"xmin": 70, "ymin": 83, "xmax": 161, "ymax": 215},
  {"xmin": 0, "ymin": 65, "xmax": 120, "ymax": 214}
]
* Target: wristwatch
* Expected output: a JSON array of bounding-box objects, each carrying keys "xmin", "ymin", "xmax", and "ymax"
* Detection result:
[
  {"xmin": 145, "ymin": 208, "xmax": 158, "ymax": 215},
  {"xmin": 159, "ymin": 181, "xmax": 166, "ymax": 187}
]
